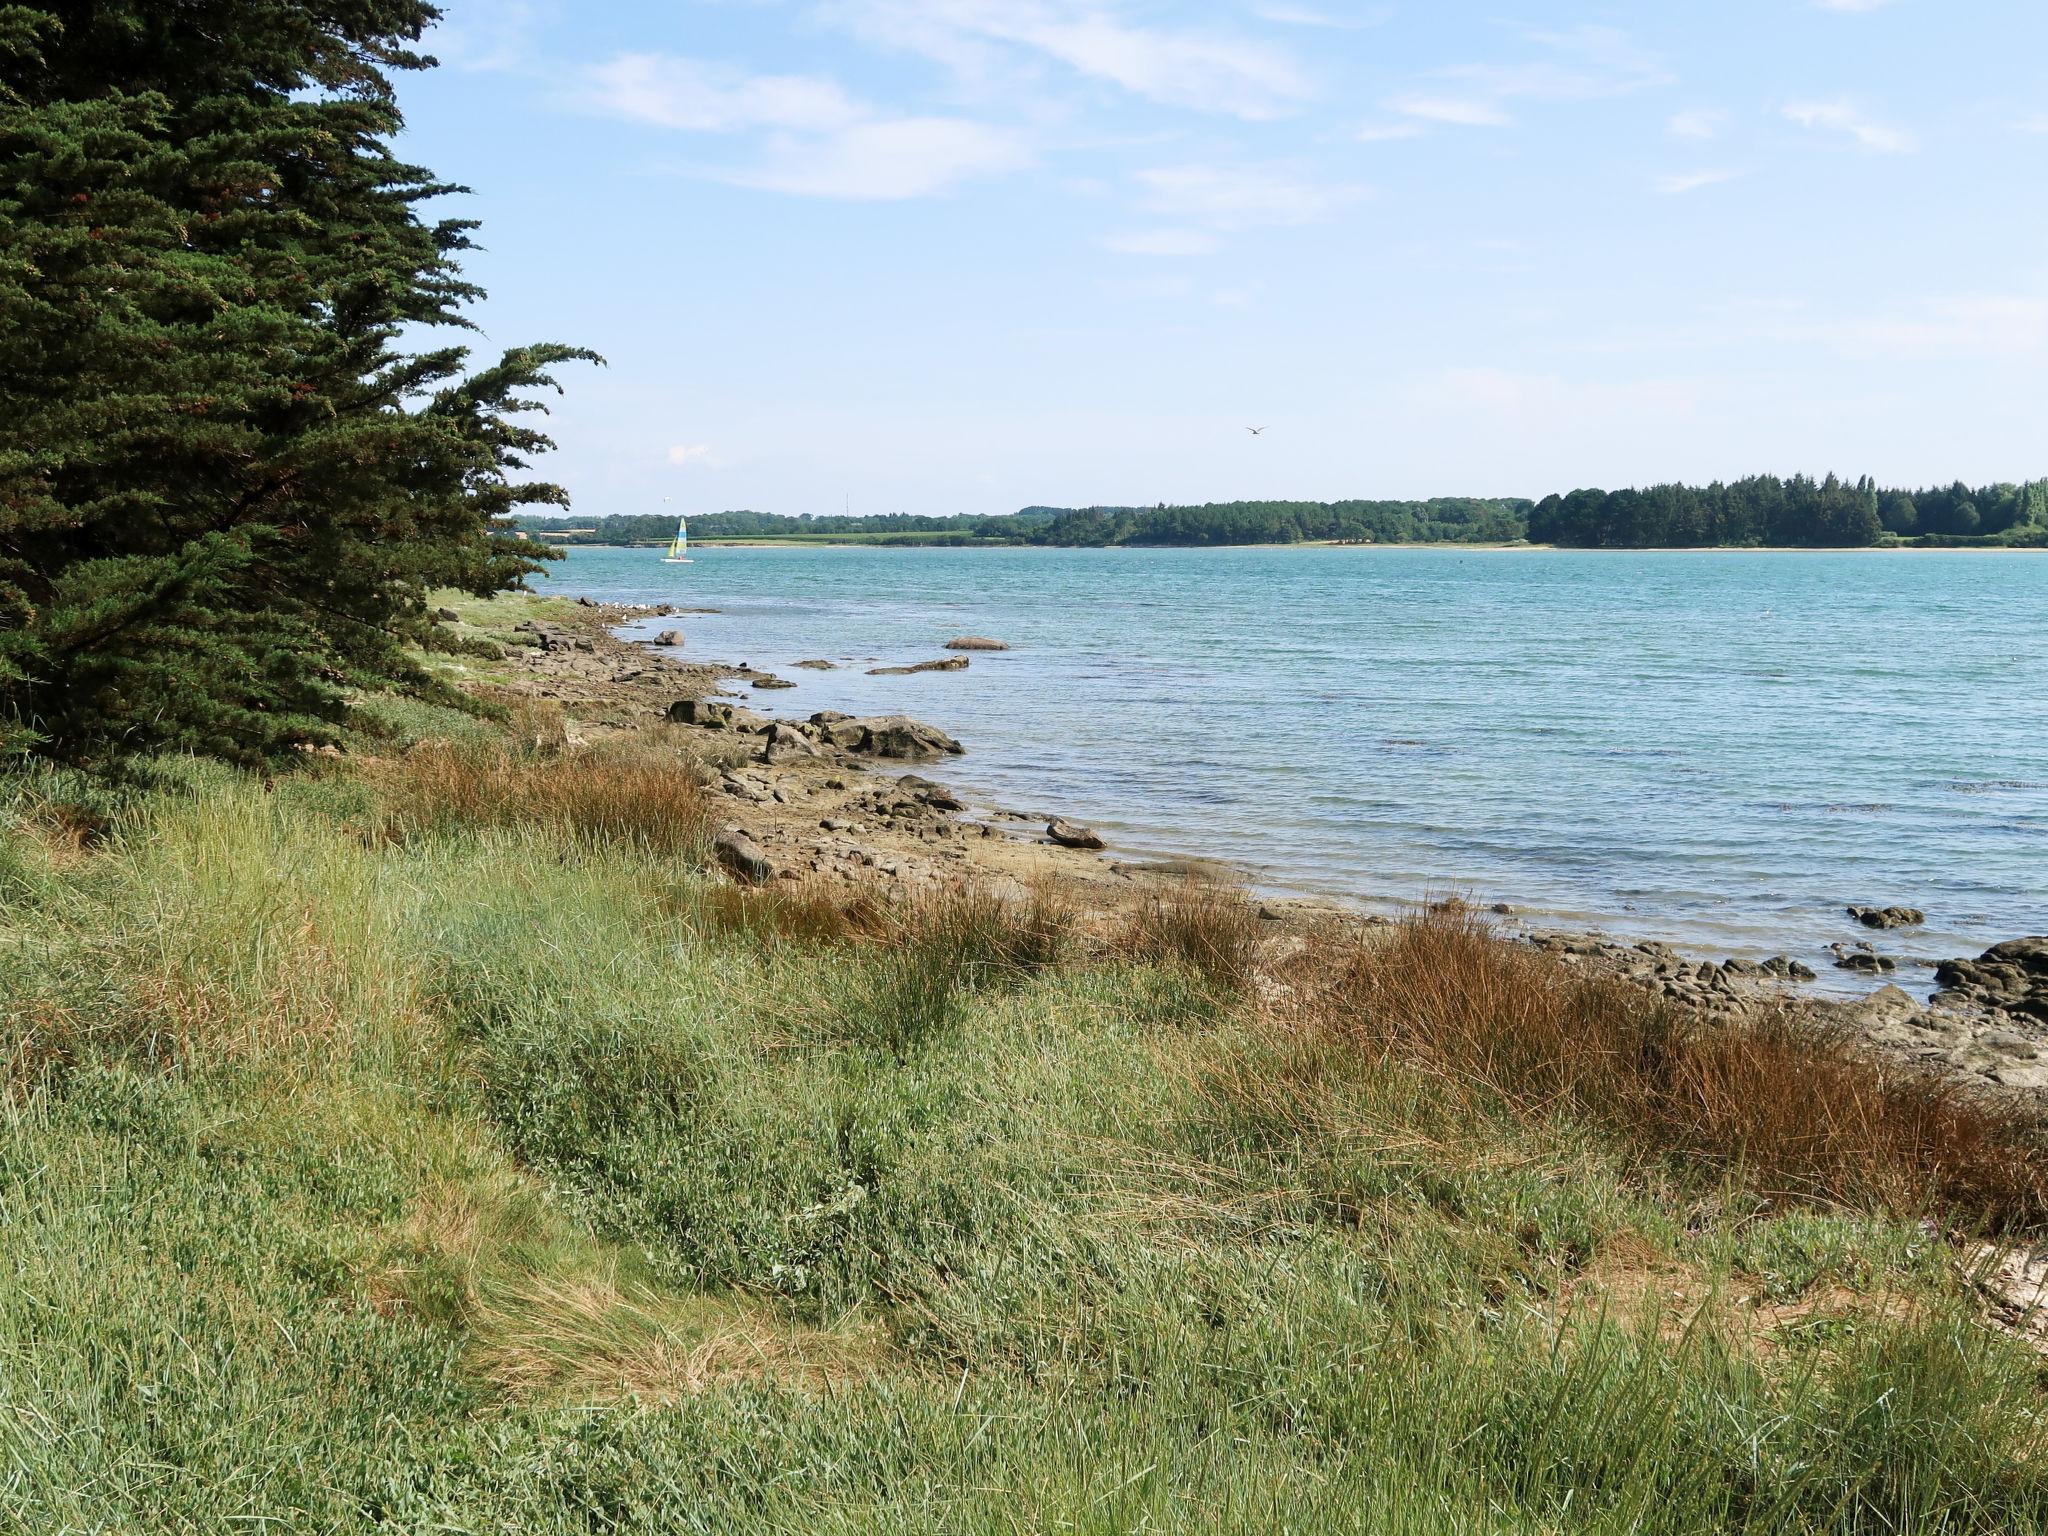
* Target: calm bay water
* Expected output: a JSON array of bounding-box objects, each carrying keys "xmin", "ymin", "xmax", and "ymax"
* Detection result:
[{"xmin": 542, "ymin": 544, "xmax": 2048, "ymax": 991}]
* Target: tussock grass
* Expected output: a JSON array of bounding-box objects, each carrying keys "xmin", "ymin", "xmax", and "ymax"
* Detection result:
[
  {"xmin": 374, "ymin": 734, "xmax": 708, "ymax": 857},
  {"xmin": 1121, "ymin": 875, "xmax": 1264, "ymax": 991},
  {"xmin": 1299, "ymin": 908, "xmax": 2048, "ymax": 1230},
  {"xmin": 4, "ymin": 725, "xmax": 2048, "ymax": 1532}
]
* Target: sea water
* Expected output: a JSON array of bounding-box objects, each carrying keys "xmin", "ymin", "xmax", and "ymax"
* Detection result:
[{"xmin": 542, "ymin": 544, "xmax": 2048, "ymax": 991}]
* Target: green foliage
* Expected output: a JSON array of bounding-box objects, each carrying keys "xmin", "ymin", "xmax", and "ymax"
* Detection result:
[
  {"xmin": 2, "ymin": 761, "xmax": 2046, "ymax": 1531},
  {"xmin": 0, "ymin": 0, "xmax": 595, "ymax": 764},
  {"xmin": 1531, "ymin": 473, "xmax": 2048, "ymax": 549}
]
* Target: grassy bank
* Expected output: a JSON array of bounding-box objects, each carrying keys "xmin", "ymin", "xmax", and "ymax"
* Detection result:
[{"xmin": 2, "ymin": 712, "xmax": 2045, "ymax": 1532}]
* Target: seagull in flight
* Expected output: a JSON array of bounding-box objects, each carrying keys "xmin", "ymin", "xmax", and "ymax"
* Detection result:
[{"xmin": 1246, "ymin": 425, "xmax": 1267, "ymax": 436}]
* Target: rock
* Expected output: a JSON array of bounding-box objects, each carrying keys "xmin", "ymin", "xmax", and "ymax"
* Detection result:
[
  {"xmin": 714, "ymin": 828, "xmax": 776, "ymax": 885},
  {"xmin": 651, "ymin": 603, "xmax": 676, "ymax": 617},
  {"xmin": 1490, "ymin": 903, "xmax": 1516, "ymax": 915},
  {"xmin": 574, "ymin": 595, "xmax": 596, "ymax": 607},
  {"xmin": 944, "ymin": 636, "xmax": 1010, "ymax": 651},
  {"xmin": 434, "ymin": 606, "xmax": 461, "ymax": 622},
  {"xmin": 897, "ymin": 774, "xmax": 965, "ymax": 811},
  {"xmin": 752, "ymin": 676, "xmax": 796, "ymax": 690},
  {"xmin": 1854, "ymin": 984, "xmax": 1923, "ymax": 1026},
  {"xmin": 1835, "ymin": 951, "xmax": 1897, "ymax": 975},
  {"xmin": 1848, "ymin": 905, "xmax": 1926, "ymax": 930},
  {"xmin": 867, "ymin": 656, "xmax": 970, "ymax": 676},
  {"xmin": 652, "ymin": 630, "xmax": 684, "ymax": 647},
  {"xmin": 1047, "ymin": 817, "xmax": 1106, "ymax": 850},
  {"xmin": 667, "ymin": 698, "xmax": 735, "ymax": 728},
  {"xmin": 858, "ymin": 716, "xmax": 964, "ymax": 760},
  {"xmin": 761, "ymin": 723, "xmax": 821, "ymax": 760},
  {"xmin": 793, "ymin": 659, "xmax": 836, "ymax": 670},
  {"xmin": 1932, "ymin": 935, "xmax": 2048, "ymax": 1025}
]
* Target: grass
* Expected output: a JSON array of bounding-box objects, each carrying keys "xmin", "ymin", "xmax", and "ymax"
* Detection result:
[{"xmin": 2, "ymin": 694, "xmax": 2046, "ymax": 1532}]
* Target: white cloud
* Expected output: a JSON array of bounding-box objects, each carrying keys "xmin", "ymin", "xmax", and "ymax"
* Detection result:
[
  {"xmin": 1667, "ymin": 108, "xmax": 1726, "ymax": 140},
  {"xmin": 667, "ymin": 444, "xmax": 720, "ymax": 467},
  {"xmin": 1253, "ymin": 2, "xmax": 1392, "ymax": 28},
  {"xmin": 1134, "ymin": 163, "xmax": 1368, "ymax": 228},
  {"xmin": 2018, "ymin": 115, "xmax": 2048, "ymax": 135},
  {"xmin": 428, "ymin": 0, "xmax": 547, "ymax": 72},
  {"xmin": 1814, "ymin": 0, "xmax": 1895, "ymax": 11},
  {"xmin": 1101, "ymin": 227, "xmax": 1221, "ymax": 256},
  {"xmin": 1655, "ymin": 168, "xmax": 1742, "ymax": 195},
  {"xmin": 838, "ymin": 0, "xmax": 1313, "ymax": 120},
  {"xmin": 730, "ymin": 118, "xmax": 1030, "ymax": 199},
  {"xmin": 1815, "ymin": 295, "xmax": 2048, "ymax": 358},
  {"xmin": 1384, "ymin": 94, "xmax": 1510, "ymax": 128},
  {"xmin": 589, "ymin": 55, "xmax": 864, "ymax": 134},
  {"xmin": 584, "ymin": 53, "xmax": 1029, "ymax": 199},
  {"xmin": 1783, "ymin": 98, "xmax": 1916, "ymax": 153}
]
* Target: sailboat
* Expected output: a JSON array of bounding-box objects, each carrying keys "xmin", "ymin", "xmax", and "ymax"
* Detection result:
[{"xmin": 661, "ymin": 512, "xmax": 693, "ymax": 564}]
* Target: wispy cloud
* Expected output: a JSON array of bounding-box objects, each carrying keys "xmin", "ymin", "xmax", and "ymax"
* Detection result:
[
  {"xmin": 1655, "ymin": 168, "xmax": 1742, "ymax": 195},
  {"xmin": 1384, "ymin": 94, "xmax": 1510, "ymax": 128},
  {"xmin": 836, "ymin": 0, "xmax": 1314, "ymax": 120},
  {"xmin": 1355, "ymin": 120, "xmax": 1428, "ymax": 143},
  {"xmin": 1133, "ymin": 163, "xmax": 1369, "ymax": 229},
  {"xmin": 1253, "ymin": 2, "xmax": 1392, "ymax": 29},
  {"xmin": 1382, "ymin": 24, "xmax": 1669, "ymax": 132},
  {"xmin": 585, "ymin": 53, "xmax": 1030, "ymax": 198},
  {"xmin": 1814, "ymin": 0, "xmax": 1896, "ymax": 11},
  {"xmin": 1101, "ymin": 227, "xmax": 1220, "ymax": 256},
  {"xmin": 428, "ymin": 0, "xmax": 548, "ymax": 72},
  {"xmin": 1814, "ymin": 294, "xmax": 2048, "ymax": 357},
  {"xmin": 1667, "ymin": 108, "xmax": 1727, "ymax": 141},
  {"xmin": 2017, "ymin": 114, "xmax": 2048, "ymax": 135},
  {"xmin": 667, "ymin": 444, "xmax": 721, "ymax": 467},
  {"xmin": 1783, "ymin": 98, "xmax": 1916, "ymax": 152}
]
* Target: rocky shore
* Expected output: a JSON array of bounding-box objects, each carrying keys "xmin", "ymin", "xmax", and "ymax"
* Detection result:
[{"xmin": 471, "ymin": 594, "xmax": 2048, "ymax": 1108}]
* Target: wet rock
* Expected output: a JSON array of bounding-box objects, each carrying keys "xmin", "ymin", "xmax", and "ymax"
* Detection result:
[
  {"xmin": 867, "ymin": 656, "xmax": 970, "ymax": 676},
  {"xmin": 752, "ymin": 676, "xmax": 796, "ymax": 690},
  {"xmin": 793, "ymin": 659, "xmax": 836, "ymax": 670},
  {"xmin": 1933, "ymin": 936, "xmax": 2048, "ymax": 1024},
  {"xmin": 830, "ymin": 715, "xmax": 965, "ymax": 761},
  {"xmin": 651, "ymin": 630, "xmax": 684, "ymax": 647},
  {"xmin": 714, "ymin": 827, "xmax": 776, "ymax": 885},
  {"xmin": 1047, "ymin": 817, "xmax": 1106, "ymax": 850},
  {"xmin": 667, "ymin": 698, "xmax": 735, "ymax": 728},
  {"xmin": 944, "ymin": 636, "xmax": 1010, "ymax": 651},
  {"xmin": 1835, "ymin": 951, "xmax": 1897, "ymax": 975},
  {"xmin": 1848, "ymin": 905, "xmax": 1926, "ymax": 930}
]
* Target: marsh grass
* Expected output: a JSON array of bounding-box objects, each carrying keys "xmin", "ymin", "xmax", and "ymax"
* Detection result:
[
  {"xmin": 1120, "ymin": 875, "xmax": 1264, "ymax": 991},
  {"xmin": 1298, "ymin": 908, "xmax": 2048, "ymax": 1229},
  {"xmin": 4, "ymin": 737, "xmax": 2048, "ymax": 1533},
  {"xmin": 374, "ymin": 734, "xmax": 708, "ymax": 857}
]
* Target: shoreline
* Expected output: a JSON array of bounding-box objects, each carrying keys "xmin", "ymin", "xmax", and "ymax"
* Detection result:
[{"xmin": 449, "ymin": 588, "xmax": 2048, "ymax": 1107}]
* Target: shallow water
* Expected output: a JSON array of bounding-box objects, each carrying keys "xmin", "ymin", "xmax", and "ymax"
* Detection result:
[{"xmin": 542, "ymin": 544, "xmax": 2048, "ymax": 992}]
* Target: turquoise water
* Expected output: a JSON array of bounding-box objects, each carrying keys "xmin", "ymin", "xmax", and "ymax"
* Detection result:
[{"xmin": 542, "ymin": 544, "xmax": 2048, "ymax": 989}]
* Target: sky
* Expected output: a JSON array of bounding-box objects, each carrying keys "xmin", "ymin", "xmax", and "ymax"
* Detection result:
[{"xmin": 398, "ymin": 0, "xmax": 2048, "ymax": 519}]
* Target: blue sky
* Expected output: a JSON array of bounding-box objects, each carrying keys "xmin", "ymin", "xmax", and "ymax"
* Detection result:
[{"xmin": 400, "ymin": 1, "xmax": 2048, "ymax": 519}]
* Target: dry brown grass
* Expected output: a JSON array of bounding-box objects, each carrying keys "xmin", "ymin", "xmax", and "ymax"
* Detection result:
[
  {"xmin": 684, "ymin": 881, "xmax": 892, "ymax": 947},
  {"xmin": 1120, "ymin": 876, "xmax": 1264, "ymax": 991},
  {"xmin": 1292, "ymin": 908, "xmax": 2048, "ymax": 1232},
  {"xmin": 375, "ymin": 736, "xmax": 708, "ymax": 857}
]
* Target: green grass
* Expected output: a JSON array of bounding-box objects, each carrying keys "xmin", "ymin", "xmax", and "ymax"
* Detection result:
[{"xmin": 0, "ymin": 742, "xmax": 2044, "ymax": 1533}]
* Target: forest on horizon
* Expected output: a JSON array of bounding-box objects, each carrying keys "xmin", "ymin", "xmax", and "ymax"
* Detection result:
[{"xmin": 520, "ymin": 474, "xmax": 2048, "ymax": 551}]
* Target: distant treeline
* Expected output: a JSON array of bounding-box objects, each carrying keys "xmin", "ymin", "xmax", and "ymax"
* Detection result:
[
  {"xmin": 516, "ymin": 498, "xmax": 1530, "ymax": 548},
  {"xmin": 517, "ymin": 478, "xmax": 2047, "ymax": 551},
  {"xmin": 1530, "ymin": 475, "xmax": 2048, "ymax": 549}
]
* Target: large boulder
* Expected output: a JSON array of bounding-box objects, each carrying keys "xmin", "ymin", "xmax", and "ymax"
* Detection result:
[
  {"xmin": 1847, "ymin": 904, "xmax": 1925, "ymax": 930},
  {"xmin": 944, "ymin": 636, "xmax": 1009, "ymax": 651},
  {"xmin": 714, "ymin": 827, "xmax": 776, "ymax": 885},
  {"xmin": 860, "ymin": 715, "xmax": 965, "ymax": 759},
  {"xmin": 867, "ymin": 657, "xmax": 970, "ymax": 676},
  {"xmin": 761, "ymin": 722, "xmax": 821, "ymax": 761},
  {"xmin": 1047, "ymin": 817, "xmax": 1106, "ymax": 850},
  {"xmin": 667, "ymin": 698, "xmax": 735, "ymax": 728},
  {"xmin": 1935, "ymin": 936, "xmax": 2048, "ymax": 1023}
]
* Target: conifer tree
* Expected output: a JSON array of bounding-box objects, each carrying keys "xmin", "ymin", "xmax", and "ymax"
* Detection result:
[{"xmin": 0, "ymin": 1, "xmax": 596, "ymax": 763}]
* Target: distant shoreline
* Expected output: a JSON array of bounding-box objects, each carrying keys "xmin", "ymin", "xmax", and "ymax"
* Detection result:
[{"xmin": 541, "ymin": 538, "xmax": 2045, "ymax": 555}]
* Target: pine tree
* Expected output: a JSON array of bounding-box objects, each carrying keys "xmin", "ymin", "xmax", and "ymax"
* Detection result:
[{"xmin": 0, "ymin": 1, "xmax": 596, "ymax": 763}]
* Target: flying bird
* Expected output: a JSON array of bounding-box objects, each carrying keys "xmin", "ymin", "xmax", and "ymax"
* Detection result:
[{"xmin": 1246, "ymin": 426, "xmax": 1267, "ymax": 436}]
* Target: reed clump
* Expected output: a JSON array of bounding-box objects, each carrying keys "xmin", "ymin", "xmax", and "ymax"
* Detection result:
[
  {"xmin": 1120, "ymin": 876, "xmax": 1264, "ymax": 991},
  {"xmin": 376, "ymin": 735, "xmax": 708, "ymax": 857},
  {"xmin": 1302, "ymin": 908, "xmax": 2048, "ymax": 1230}
]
